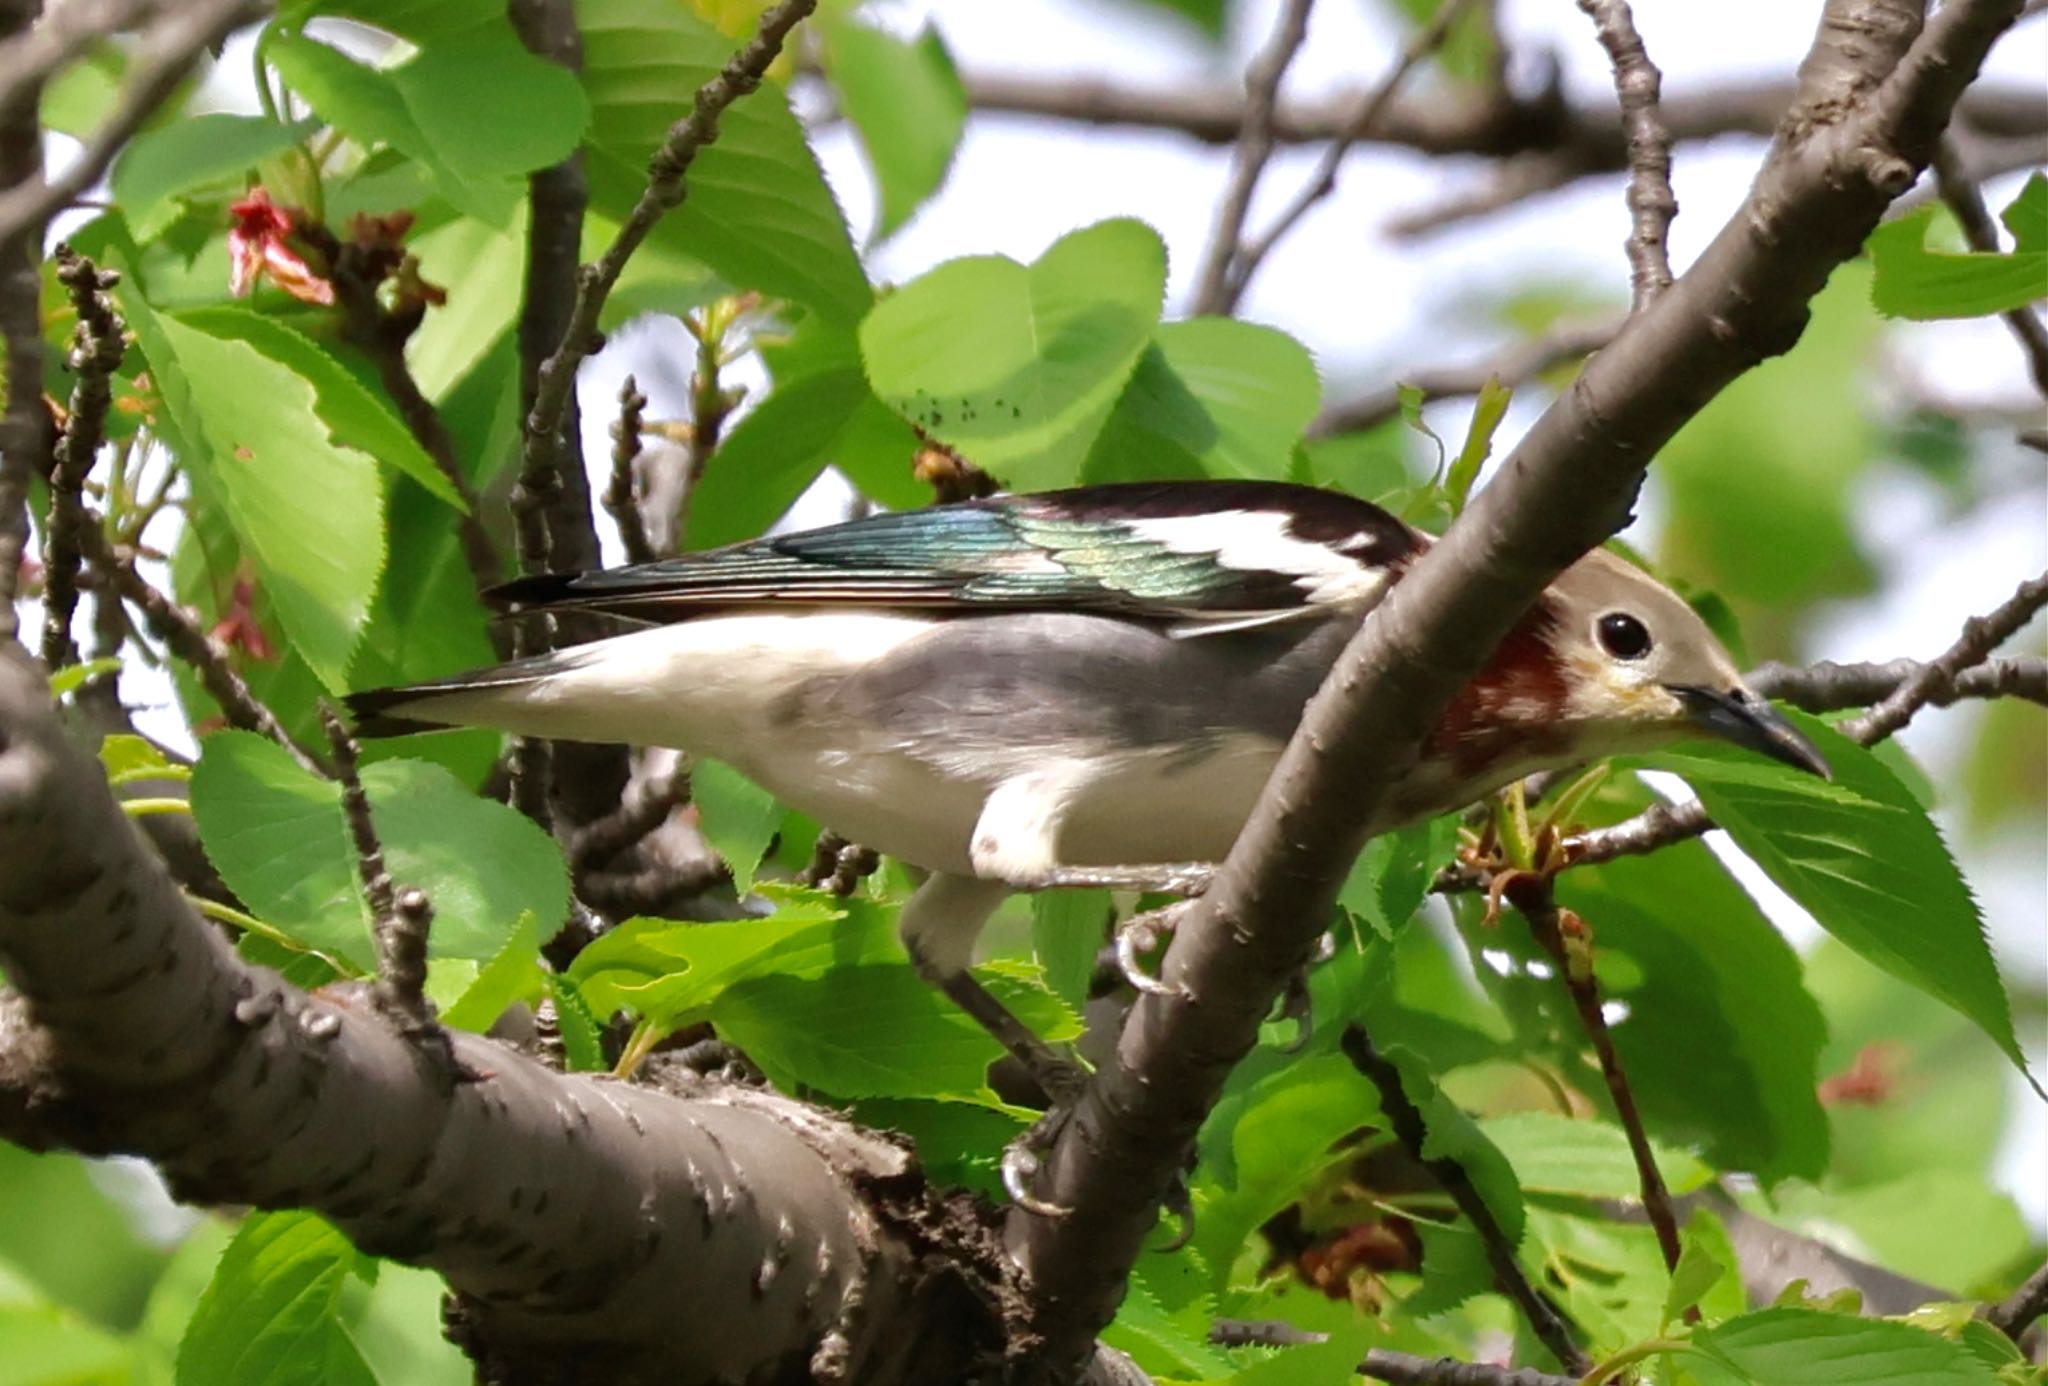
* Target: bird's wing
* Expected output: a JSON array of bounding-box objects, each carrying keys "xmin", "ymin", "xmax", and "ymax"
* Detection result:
[{"xmin": 492, "ymin": 481, "xmax": 1420, "ymax": 628}]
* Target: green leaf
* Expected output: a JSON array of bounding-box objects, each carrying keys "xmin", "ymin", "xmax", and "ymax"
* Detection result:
[
  {"xmin": 136, "ymin": 311, "xmax": 385, "ymax": 692},
  {"xmin": 1443, "ymin": 375, "xmax": 1511, "ymax": 514},
  {"xmin": 860, "ymin": 218, "xmax": 1167, "ymax": 488},
  {"xmin": 851, "ymin": 1097, "xmax": 1029, "ymax": 1196},
  {"xmin": 826, "ymin": 20, "xmax": 966, "ymax": 240},
  {"xmin": 1664, "ymin": 1208, "xmax": 1734, "ymax": 1327},
  {"xmin": 1084, "ymin": 317, "xmax": 1322, "ymax": 483},
  {"xmin": 682, "ymin": 350, "xmax": 917, "ymax": 551},
  {"xmin": 111, "ymin": 114, "xmax": 317, "ymax": 239},
  {"xmin": 175, "ymin": 306, "xmax": 464, "ymax": 509},
  {"xmin": 1102, "ymin": 1273, "xmax": 1236, "ymax": 1380},
  {"xmin": 1763, "ymin": 1170, "xmax": 2029, "ymax": 1294},
  {"xmin": 269, "ymin": 26, "xmax": 586, "ymax": 225},
  {"xmin": 1869, "ymin": 174, "xmax": 2047, "ymax": 320},
  {"xmin": 177, "ymin": 1213, "xmax": 376, "ymax": 1386},
  {"xmin": 1690, "ymin": 1308, "xmax": 1998, "ymax": 1386},
  {"xmin": 0, "ymin": 1268, "xmax": 134, "ymax": 1386},
  {"xmin": 1660, "ymin": 711, "xmax": 2030, "ymax": 1083},
  {"xmin": 1478, "ymin": 1112, "xmax": 1713, "ymax": 1200},
  {"xmin": 1340, "ymin": 812, "xmax": 1459, "ymax": 939},
  {"xmin": 437, "ymin": 912, "xmax": 544, "ymax": 1033},
  {"xmin": 691, "ymin": 759, "xmax": 783, "ymax": 894},
  {"xmin": 1655, "ymin": 263, "xmax": 1877, "ymax": 608},
  {"xmin": 544, "ymin": 972, "xmax": 608, "ymax": 1072},
  {"xmin": 568, "ymin": 895, "xmax": 856, "ymax": 1025},
  {"xmin": 1386, "ymin": 1045, "xmax": 1523, "ymax": 1246},
  {"xmin": 1188, "ymin": 1053, "xmax": 1380, "ymax": 1289},
  {"xmin": 1030, "ymin": 889, "xmax": 1110, "ymax": 1008},
  {"xmin": 190, "ymin": 733, "xmax": 568, "ymax": 972},
  {"xmin": 714, "ymin": 960, "xmax": 1079, "ymax": 1100},
  {"xmin": 579, "ymin": 0, "xmax": 872, "ymax": 323},
  {"xmin": 49, "ymin": 658, "xmax": 123, "ymax": 699},
  {"xmin": 1555, "ymin": 828, "xmax": 1829, "ymax": 1182}
]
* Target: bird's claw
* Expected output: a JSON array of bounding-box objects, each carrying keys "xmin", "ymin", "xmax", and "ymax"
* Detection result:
[
  {"xmin": 1272, "ymin": 931, "xmax": 1335, "ymax": 1053},
  {"xmin": 1002, "ymin": 1105, "xmax": 1075, "ymax": 1218},
  {"xmin": 1115, "ymin": 901, "xmax": 1196, "ymax": 998}
]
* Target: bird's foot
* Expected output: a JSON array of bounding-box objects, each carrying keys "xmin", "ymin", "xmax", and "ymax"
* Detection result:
[
  {"xmin": 1034, "ymin": 861, "xmax": 1215, "ymax": 897},
  {"xmin": 1272, "ymin": 930, "xmax": 1338, "ymax": 1053},
  {"xmin": 1001, "ymin": 1105, "xmax": 1075, "ymax": 1219},
  {"xmin": 1115, "ymin": 900, "xmax": 1197, "ymax": 998},
  {"xmin": 937, "ymin": 970, "xmax": 1091, "ymax": 1103}
]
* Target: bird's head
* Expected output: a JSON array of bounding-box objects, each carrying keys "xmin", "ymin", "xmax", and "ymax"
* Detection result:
[{"xmin": 1432, "ymin": 545, "xmax": 1829, "ymax": 783}]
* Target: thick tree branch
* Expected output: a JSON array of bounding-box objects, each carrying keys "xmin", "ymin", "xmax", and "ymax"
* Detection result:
[
  {"xmin": 0, "ymin": 647, "xmax": 1001, "ymax": 1384},
  {"xmin": 1002, "ymin": 3, "xmax": 2025, "ymax": 1376},
  {"xmin": 1575, "ymin": 1, "xmax": 1676, "ymax": 308},
  {"xmin": 1188, "ymin": 0, "xmax": 1315, "ymax": 315},
  {"xmin": 0, "ymin": 0, "xmax": 270, "ymax": 247}
]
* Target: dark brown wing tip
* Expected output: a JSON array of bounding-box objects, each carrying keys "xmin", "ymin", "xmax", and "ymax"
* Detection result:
[
  {"xmin": 342, "ymin": 687, "xmax": 450, "ymax": 738},
  {"xmin": 483, "ymin": 570, "xmax": 583, "ymax": 612}
]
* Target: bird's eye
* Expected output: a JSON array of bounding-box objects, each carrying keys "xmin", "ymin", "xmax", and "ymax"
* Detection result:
[{"xmin": 1596, "ymin": 611, "xmax": 1653, "ymax": 660}]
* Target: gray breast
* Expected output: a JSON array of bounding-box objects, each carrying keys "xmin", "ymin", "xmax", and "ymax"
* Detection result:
[{"xmin": 803, "ymin": 610, "xmax": 1361, "ymax": 761}]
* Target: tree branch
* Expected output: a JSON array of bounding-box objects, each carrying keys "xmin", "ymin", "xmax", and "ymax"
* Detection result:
[
  {"xmin": 1361, "ymin": 1351, "xmax": 1577, "ymax": 1386},
  {"xmin": 1930, "ymin": 136, "xmax": 2048, "ymax": 398},
  {"xmin": 40, "ymin": 248, "xmax": 125, "ymax": 671},
  {"xmin": 1988, "ymin": 1257, "xmax": 2048, "ymax": 1341},
  {"xmin": 1001, "ymin": 3, "xmax": 2026, "ymax": 1376},
  {"xmin": 0, "ymin": 646, "xmax": 1003, "ymax": 1383},
  {"xmin": 1188, "ymin": 0, "xmax": 1315, "ymax": 316},
  {"xmin": 1340, "ymin": 1024, "xmax": 1588, "ymax": 1373},
  {"xmin": 0, "ymin": 0, "xmax": 271, "ymax": 248},
  {"xmin": 1750, "ymin": 653, "xmax": 2046, "ymax": 712},
  {"xmin": 1310, "ymin": 317, "xmax": 1620, "ymax": 438},
  {"xmin": 604, "ymin": 374, "xmax": 656, "ymax": 566},
  {"xmin": 1215, "ymin": 0, "xmax": 1480, "ymax": 314},
  {"xmin": 1575, "ymin": 0, "xmax": 1676, "ymax": 308}
]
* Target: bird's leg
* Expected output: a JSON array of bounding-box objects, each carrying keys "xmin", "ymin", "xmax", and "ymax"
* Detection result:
[{"xmin": 898, "ymin": 872, "xmax": 1090, "ymax": 1103}]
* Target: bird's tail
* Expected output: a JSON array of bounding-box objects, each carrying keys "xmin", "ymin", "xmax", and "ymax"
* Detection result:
[{"xmin": 344, "ymin": 650, "xmax": 582, "ymax": 739}]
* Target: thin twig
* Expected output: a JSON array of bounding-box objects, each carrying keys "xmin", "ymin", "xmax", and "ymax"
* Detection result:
[
  {"xmin": 0, "ymin": 0, "xmax": 45, "ymax": 649},
  {"xmin": 674, "ymin": 309, "xmax": 738, "ymax": 542},
  {"xmin": 1208, "ymin": 1318, "xmax": 1326, "ymax": 1349},
  {"xmin": 1575, "ymin": 0, "xmax": 1676, "ymax": 309},
  {"xmin": 1988, "ymin": 1256, "xmax": 2048, "ymax": 1341},
  {"xmin": 1311, "ymin": 318, "xmax": 1620, "ymax": 438},
  {"xmin": 0, "ymin": 0, "xmax": 272, "ymax": 247},
  {"xmin": 1340, "ymin": 1024, "xmax": 1589, "ymax": 1375},
  {"xmin": 568, "ymin": 760, "xmax": 686, "ymax": 870},
  {"xmin": 1509, "ymin": 879, "xmax": 1682, "ymax": 1276},
  {"xmin": 1751, "ymin": 654, "xmax": 2046, "ymax": 712},
  {"xmin": 521, "ymin": 0, "xmax": 816, "ymax": 565},
  {"xmin": 0, "ymin": 0, "xmax": 158, "ymax": 120},
  {"xmin": 78, "ymin": 524, "xmax": 320, "ymax": 774},
  {"xmin": 1213, "ymin": 0, "xmax": 1482, "ymax": 313},
  {"xmin": 604, "ymin": 374, "xmax": 655, "ymax": 566},
  {"xmin": 1361, "ymin": 1350, "xmax": 1577, "ymax": 1386},
  {"xmin": 320, "ymin": 703, "xmax": 435, "ymax": 1035},
  {"xmin": 1931, "ymin": 136, "xmax": 2048, "ymax": 398},
  {"xmin": 1839, "ymin": 570, "xmax": 2048, "ymax": 744},
  {"xmin": 1189, "ymin": 0, "xmax": 1317, "ymax": 316},
  {"xmin": 41, "ymin": 249, "xmax": 125, "ymax": 670}
]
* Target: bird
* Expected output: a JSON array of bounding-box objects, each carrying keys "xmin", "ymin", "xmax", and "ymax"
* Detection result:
[{"xmin": 348, "ymin": 479, "xmax": 1827, "ymax": 1090}]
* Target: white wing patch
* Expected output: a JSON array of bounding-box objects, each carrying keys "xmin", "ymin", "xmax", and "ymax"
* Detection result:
[{"xmin": 1122, "ymin": 509, "xmax": 1389, "ymax": 608}]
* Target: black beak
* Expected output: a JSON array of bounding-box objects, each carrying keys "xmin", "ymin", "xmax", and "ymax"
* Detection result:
[{"xmin": 1669, "ymin": 685, "xmax": 1832, "ymax": 779}]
